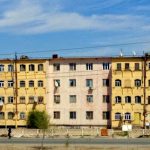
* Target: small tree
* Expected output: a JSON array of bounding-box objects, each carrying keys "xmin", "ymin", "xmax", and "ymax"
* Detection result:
[{"xmin": 27, "ymin": 110, "xmax": 50, "ymax": 150}]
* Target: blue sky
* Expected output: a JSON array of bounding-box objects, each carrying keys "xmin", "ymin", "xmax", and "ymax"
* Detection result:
[{"xmin": 0, "ymin": 0, "xmax": 150, "ymax": 58}]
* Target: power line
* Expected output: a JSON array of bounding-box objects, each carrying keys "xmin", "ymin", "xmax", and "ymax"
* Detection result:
[{"xmin": 0, "ymin": 41, "xmax": 150, "ymax": 56}]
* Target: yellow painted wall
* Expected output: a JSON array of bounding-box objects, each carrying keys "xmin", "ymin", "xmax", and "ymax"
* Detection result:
[{"xmin": 0, "ymin": 59, "xmax": 47, "ymax": 127}]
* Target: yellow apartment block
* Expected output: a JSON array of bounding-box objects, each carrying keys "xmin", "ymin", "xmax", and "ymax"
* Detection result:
[
  {"xmin": 111, "ymin": 56, "xmax": 150, "ymax": 129},
  {"xmin": 0, "ymin": 57, "xmax": 47, "ymax": 127}
]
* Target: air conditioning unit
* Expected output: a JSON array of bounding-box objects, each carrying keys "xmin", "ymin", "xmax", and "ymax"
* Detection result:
[
  {"xmin": 88, "ymin": 86, "xmax": 93, "ymax": 90},
  {"xmin": 34, "ymin": 96, "xmax": 38, "ymax": 103}
]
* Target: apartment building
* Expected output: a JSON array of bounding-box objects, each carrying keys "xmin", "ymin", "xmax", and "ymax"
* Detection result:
[
  {"xmin": 0, "ymin": 57, "xmax": 47, "ymax": 127},
  {"xmin": 111, "ymin": 56, "xmax": 150, "ymax": 128},
  {"xmin": 46, "ymin": 55, "xmax": 112, "ymax": 127}
]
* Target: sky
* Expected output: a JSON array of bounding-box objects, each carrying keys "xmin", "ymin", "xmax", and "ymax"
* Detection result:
[{"xmin": 0, "ymin": 0, "xmax": 150, "ymax": 58}]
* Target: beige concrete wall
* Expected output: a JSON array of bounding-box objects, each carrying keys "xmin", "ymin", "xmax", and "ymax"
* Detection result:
[{"xmin": 47, "ymin": 58, "xmax": 111, "ymax": 127}]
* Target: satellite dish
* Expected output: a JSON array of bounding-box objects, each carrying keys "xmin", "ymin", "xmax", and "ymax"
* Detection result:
[
  {"xmin": 132, "ymin": 51, "xmax": 136, "ymax": 56},
  {"xmin": 55, "ymin": 81, "xmax": 59, "ymax": 87},
  {"xmin": 120, "ymin": 51, "xmax": 123, "ymax": 57},
  {"xmin": 0, "ymin": 101, "xmax": 3, "ymax": 106}
]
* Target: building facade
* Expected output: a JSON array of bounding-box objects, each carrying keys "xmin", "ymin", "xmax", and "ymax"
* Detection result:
[
  {"xmin": 46, "ymin": 56, "xmax": 112, "ymax": 127},
  {"xmin": 111, "ymin": 56, "xmax": 150, "ymax": 128},
  {"xmin": 0, "ymin": 57, "xmax": 47, "ymax": 127}
]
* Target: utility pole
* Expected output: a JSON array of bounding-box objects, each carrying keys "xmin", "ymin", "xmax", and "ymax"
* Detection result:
[
  {"xmin": 143, "ymin": 53, "xmax": 147, "ymax": 129},
  {"xmin": 14, "ymin": 52, "xmax": 18, "ymax": 128}
]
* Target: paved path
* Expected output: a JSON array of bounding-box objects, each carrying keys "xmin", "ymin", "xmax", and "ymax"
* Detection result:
[{"xmin": 0, "ymin": 137, "xmax": 150, "ymax": 146}]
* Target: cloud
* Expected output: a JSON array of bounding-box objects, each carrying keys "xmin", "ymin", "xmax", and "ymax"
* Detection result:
[{"xmin": 0, "ymin": 0, "xmax": 148, "ymax": 34}]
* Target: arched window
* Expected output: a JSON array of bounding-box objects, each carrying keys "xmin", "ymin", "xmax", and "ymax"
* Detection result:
[
  {"xmin": 20, "ymin": 112, "xmax": 26, "ymax": 120},
  {"xmin": 0, "ymin": 64, "xmax": 4, "ymax": 72},
  {"xmin": 29, "ymin": 64, "xmax": 35, "ymax": 71},
  {"xmin": 29, "ymin": 80, "xmax": 34, "ymax": 87},
  {"xmin": 0, "ymin": 112, "xmax": 4, "ymax": 119},
  {"xmin": 20, "ymin": 64, "xmax": 26, "ymax": 71},
  {"xmin": 20, "ymin": 81, "xmax": 25, "ymax": 87},
  {"xmin": 115, "ymin": 112, "xmax": 121, "ymax": 120},
  {"xmin": 8, "ymin": 112, "xmax": 14, "ymax": 119},
  {"xmin": 125, "ymin": 96, "xmax": 131, "ymax": 103},
  {"xmin": 115, "ymin": 96, "xmax": 121, "ymax": 103},
  {"xmin": 135, "ymin": 96, "xmax": 141, "ymax": 104},
  {"xmin": 135, "ymin": 79, "xmax": 141, "ymax": 87},
  {"xmin": 38, "ymin": 80, "xmax": 43, "ymax": 87},
  {"xmin": 38, "ymin": 64, "xmax": 43, "ymax": 71},
  {"xmin": 20, "ymin": 96, "xmax": 25, "ymax": 104},
  {"xmin": 8, "ymin": 64, "xmax": 13, "ymax": 72},
  {"xmin": 115, "ymin": 79, "xmax": 121, "ymax": 87},
  {"xmin": 124, "ymin": 112, "xmax": 131, "ymax": 120}
]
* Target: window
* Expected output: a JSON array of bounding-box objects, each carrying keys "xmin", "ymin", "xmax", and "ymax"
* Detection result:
[
  {"xmin": 38, "ymin": 80, "xmax": 43, "ymax": 87},
  {"xmin": 115, "ymin": 96, "xmax": 121, "ymax": 103},
  {"xmin": 70, "ymin": 111, "xmax": 76, "ymax": 119},
  {"xmin": 38, "ymin": 64, "xmax": 43, "ymax": 71},
  {"xmin": 8, "ymin": 64, "xmax": 13, "ymax": 72},
  {"xmin": 103, "ymin": 111, "xmax": 110, "ymax": 120},
  {"xmin": 148, "ymin": 80, "xmax": 150, "ymax": 87},
  {"xmin": 8, "ymin": 112, "xmax": 14, "ymax": 119},
  {"xmin": 135, "ymin": 79, "xmax": 141, "ymax": 87},
  {"xmin": 8, "ymin": 96, "xmax": 14, "ymax": 103},
  {"xmin": 20, "ymin": 96, "xmax": 25, "ymax": 104},
  {"xmin": 54, "ymin": 95, "xmax": 60, "ymax": 104},
  {"xmin": 0, "ymin": 112, "xmax": 4, "ymax": 119},
  {"xmin": 54, "ymin": 111, "xmax": 60, "ymax": 119},
  {"xmin": 69, "ymin": 79, "xmax": 76, "ymax": 87},
  {"xmin": 20, "ymin": 64, "xmax": 26, "ymax": 71},
  {"xmin": 125, "ymin": 96, "xmax": 131, "ymax": 103},
  {"xmin": 115, "ymin": 113, "xmax": 121, "ymax": 120},
  {"xmin": 103, "ymin": 79, "xmax": 109, "ymax": 87},
  {"xmin": 29, "ymin": 64, "xmax": 35, "ymax": 71},
  {"xmin": 53, "ymin": 63, "xmax": 60, "ymax": 71},
  {"xmin": 69, "ymin": 63, "xmax": 76, "ymax": 71},
  {"xmin": 115, "ymin": 79, "xmax": 121, "ymax": 87},
  {"xmin": 135, "ymin": 63, "xmax": 140, "ymax": 70},
  {"xmin": 86, "ymin": 63, "xmax": 93, "ymax": 70},
  {"xmin": 0, "ymin": 96, "xmax": 4, "ymax": 105},
  {"xmin": 20, "ymin": 81, "xmax": 25, "ymax": 87},
  {"xmin": 38, "ymin": 96, "xmax": 44, "ymax": 104},
  {"xmin": 0, "ymin": 65, "xmax": 4, "ymax": 72},
  {"xmin": 103, "ymin": 95, "xmax": 110, "ymax": 103},
  {"xmin": 0, "ymin": 81, "xmax": 4, "ymax": 88},
  {"xmin": 86, "ymin": 79, "xmax": 93, "ymax": 87},
  {"xmin": 103, "ymin": 63, "xmax": 110, "ymax": 70},
  {"xmin": 86, "ymin": 111, "xmax": 93, "ymax": 120},
  {"xmin": 20, "ymin": 112, "xmax": 26, "ymax": 120},
  {"xmin": 135, "ymin": 96, "xmax": 141, "ymax": 104},
  {"xmin": 87, "ymin": 95, "xmax": 93, "ymax": 103},
  {"xmin": 116, "ymin": 63, "xmax": 121, "ymax": 71},
  {"xmin": 54, "ymin": 80, "xmax": 60, "ymax": 87},
  {"xmin": 124, "ymin": 112, "xmax": 131, "ymax": 120},
  {"xmin": 29, "ymin": 80, "xmax": 34, "ymax": 87},
  {"xmin": 125, "ymin": 63, "xmax": 130, "ymax": 70},
  {"xmin": 148, "ymin": 96, "xmax": 150, "ymax": 104},
  {"xmin": 29, "ymin": 96, "xmax": 34, "ymax": 103},
  {"xmin": 70, "ymin": 95, "xmax": 76, "ymax": 103},
  {"xmin": 8, "ymin": 80, "xmax": 13, "ymax": 87}
]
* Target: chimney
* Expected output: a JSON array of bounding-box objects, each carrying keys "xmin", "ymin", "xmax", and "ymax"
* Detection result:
[{"xmin": 52, "ymin": 54, "xmax": 58, "ymax": 59}]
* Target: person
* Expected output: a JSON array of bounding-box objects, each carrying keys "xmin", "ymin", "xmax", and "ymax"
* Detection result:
[{"xmin": 8, "ymin": 127, "xmax": 12, "ymax": 139}]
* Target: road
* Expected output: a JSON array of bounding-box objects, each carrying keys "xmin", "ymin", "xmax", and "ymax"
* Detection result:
[{"xmin": 0, "ymin": 137, "xmax": 150, "ymax": 146}]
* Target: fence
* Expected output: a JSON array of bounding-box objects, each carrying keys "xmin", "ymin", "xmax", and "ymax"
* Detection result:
[
  {"xmin": 0, "ymin": 128, "xmax": 150, "ymax": 138},
  {"xmin": 0, "ymin": 128, "xmax": 114, "ymax": 138}
]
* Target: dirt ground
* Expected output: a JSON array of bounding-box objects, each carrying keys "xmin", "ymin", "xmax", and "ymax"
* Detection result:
[{"xmin": 1, "ymin": 145, "xmax": 150, "ymax": 150}]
